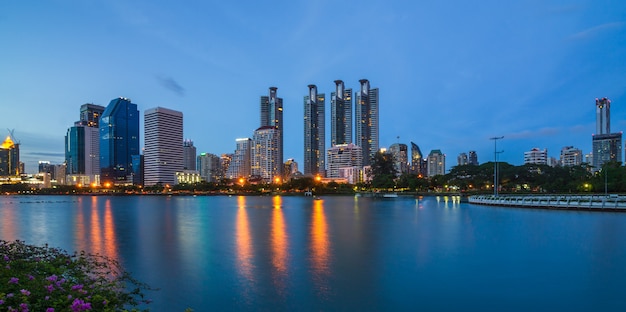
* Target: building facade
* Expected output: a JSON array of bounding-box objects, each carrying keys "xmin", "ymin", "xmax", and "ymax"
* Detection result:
[
  {"xmin": 427, "ymin": 149, "xmax": 445, "ymax": 177},
  {"xmin": 560, "ymin": 146, "xmax": 583, "ymax": 167},
  {"xmin": 326, "ymin": 143, "xmax": 363, "ymax": 179},
  {"xmin": 251, "ymin": 126, "xmax": 280, "ymax": 182},
  {"xmin": 410, "ymin": 142, "xmax": 427, "ymax": 177},
  {"xmin": 596, "ymin": 97, "xmax": 611, "ymax": 135},
  {"xmin": 457, "ymin": 153, "xmax": 468, "ymax": 166},
  {"xmin": 330, "ymin": 80, "xmax": 352, "ymax": 146},
  {"xmin": 389, "ymin": 143, "xmax": 408, "ymax": 176},
  {"xmin": 197, "ymin": 152, "xmax": 222, "ymax": 182},
  {"xmin": 355, "ymin": 79, "xmax": 379, "ymax": 166},
  {"xmin": 592, "ymin": 133, "xmax": 622, "ymax": 170},
  {"xmin": 303, "ymin": 84, "xmax": 325, "ymax": 177},
  {"xmin": 100, "ymin": 97, "xmax": 140, "ymax": 184},
  {"xmin": 468, "ymin": 150, "xmax": 479, "ymax": 165},
  {"xmin": 225, "ymin": 138, "xmax": 251, "ymax": 179},
  {"xmin": 260, "ymin": 87, "xmax": 283, "ymax": 177},
  {"xmin": 524, "ymin": 148, "xmax": 548, "ymax": 165},
  {"xmin": 183, "ymin": 139, "xmax": 197, "ymax": 170},
  {"xmin": 0, "ymin": 134, "xmax": 20, "ymax": 176},
  {"xmin": 143, "ymin": 107, "xmax": 184, "ymax": 186}
]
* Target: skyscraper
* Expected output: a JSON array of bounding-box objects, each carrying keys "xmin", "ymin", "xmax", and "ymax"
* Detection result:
[
  {"xmin": 427, "ymin": 149, "xmax": 445, "ymax": 177},
  {"xmin": 66, "ymin": 103, "xmax": 105, "ymax": 184},
  {"xmin": 260, "ymin": 87, "xmax": 283, "ymax": 177},
  {"xmin": 331, "ymin": 80, "xmax": 352, "ymax": 146},
  {"xmin": 144, "ymin": 107, "xmax": 183, "ymax": 186},
  {"xmin": 596, "ymin": 97, "xmax": 611, "ymax": 135},
  {"xmin": 591, "ymin": 97, "xmax": 622, "ymax": 171},
  {"xmin": 389, "ymin": 143, "xmax": 408, "ymax": 176},
  {"xmin": 355, "ymin": 79, "xmax": 379, "ymax": 166},
  {"xmin": 226, "ymin": 138, "xmax": 252, "ymax": 179},
  {"xmin": 468, "ymin": 150, "xmax": 479, "ymax": 165},
  {"xmin": 100, "ymin": 97, "xmax": 140, "ymax": 184},
  {"xmin": 410, "ymin": 142, "xmax": 427, "ymax": 177},
  {"xmin": 304, "ymin": 84, "xmax": 325, "ymax": 177},
  {"xmin": 197, "ymin": 152, "xmax": 221, "ymax": 182},
  {"xmin": 183, "ymin": 139, "xmax": 197, "ymax": 170},
  {"xmin": 0, "ymin": 133, "xmax": 19, "ymax": 176},
  {"xmin": 251, "ymin": 126, "xmax": 280, "ymax": 182},
  {"xmin": 457, "ymin": 153, "xmax": 468, "ymax": 166}
]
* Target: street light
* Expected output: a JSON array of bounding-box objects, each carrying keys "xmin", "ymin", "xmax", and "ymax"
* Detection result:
[{"xmin": 490, "ymin": 136, "xmax": 504, "ymax": 197}]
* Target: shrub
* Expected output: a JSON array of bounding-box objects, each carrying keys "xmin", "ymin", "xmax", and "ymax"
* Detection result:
[{"xmin": 0, "ymin": 240, "xmax": 153, "ymax": 311}]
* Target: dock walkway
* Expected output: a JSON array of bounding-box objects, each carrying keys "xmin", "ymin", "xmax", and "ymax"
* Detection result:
[{"xmin": 468, "ymin": 194, "xmax": 626, "ymax": 212}]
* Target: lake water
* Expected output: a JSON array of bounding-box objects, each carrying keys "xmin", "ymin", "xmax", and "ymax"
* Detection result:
[{"xmin": 1, "ymin": 195, "xmax": 626, "ymax": 311}]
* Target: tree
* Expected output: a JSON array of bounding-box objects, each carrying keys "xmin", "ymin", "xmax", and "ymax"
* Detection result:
[{"xmin": 370, "ymin": 151, "xmax": 397, "ymax": 189}]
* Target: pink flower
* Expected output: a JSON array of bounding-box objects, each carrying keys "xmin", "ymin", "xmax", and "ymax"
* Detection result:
[
  {"xmin": 8, "ymin": 277, "xmax": 19, "ymax": 284},
  {"xmin": 46, "ymin": 308, "xmax": 55, "ymax": 312},
  {"xmin": 20, "ymin": 289, "xmax": 31, "ymax": 296}
]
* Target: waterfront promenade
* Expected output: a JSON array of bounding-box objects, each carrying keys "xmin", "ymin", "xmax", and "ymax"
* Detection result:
[{"xmin": 469, "ymin": 194, "xmax": 626, "ymax": 212}]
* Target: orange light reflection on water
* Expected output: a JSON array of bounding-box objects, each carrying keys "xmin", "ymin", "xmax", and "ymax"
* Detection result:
[
  {"xmin": 236, "ymin": 196, "xmax": 253, "ymax": 280},
  {"xmin": 271, "ymin": 196, "xmax": 288, "ymax": 291},
  {"xmin": 74, "ymin": 197, "xmax": 119, "ymax": 261},
  {"xmin": 310, "ymin": 198, "xmax": 330, "ymax": 296},
  {"xmin": 1, "ymin": 200, "xmax": 17, "ymax": 240}
]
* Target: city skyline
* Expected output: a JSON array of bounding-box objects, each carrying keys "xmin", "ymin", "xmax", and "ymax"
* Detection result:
[{"xmin": 1, "ymin": 1, "xmax": 625, "ymax": 173}]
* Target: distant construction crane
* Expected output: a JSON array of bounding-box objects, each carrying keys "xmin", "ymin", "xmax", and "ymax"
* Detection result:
[{"xmin": 7, "ymin": 128, "xmax": 20, "ymax": 144}]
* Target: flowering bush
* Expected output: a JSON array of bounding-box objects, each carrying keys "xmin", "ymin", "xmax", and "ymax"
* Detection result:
[{"xmin": 0, "ymin": 240, "xmax": 153, "ymax": 312}]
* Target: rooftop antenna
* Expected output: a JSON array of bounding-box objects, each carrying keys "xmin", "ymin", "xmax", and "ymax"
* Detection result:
[{"xmin": 7, "ymin": 129, "xmax": 20, "ymax": 144}]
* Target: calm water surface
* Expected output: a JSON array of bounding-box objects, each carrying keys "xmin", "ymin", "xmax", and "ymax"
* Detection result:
[{"xmin": 1, "ymin": 195, "xmax": 625, "ymax": 311}]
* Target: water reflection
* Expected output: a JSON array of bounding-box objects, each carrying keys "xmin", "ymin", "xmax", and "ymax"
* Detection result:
[
  {"xmin": 74, "ymin": 197, "xmax": 118, "ymax": 260},
  {"xmin": 236, "ymin": 196, "xmax": 254, "ymax": 280},
  {"xmin": 310, "ymin": 198, "xmax": 330, "ymax": 297},
  {"xmin": 1, "ymin": 199, "xmax": 17, "ymax": 239},
  {"xmin": 271, "ymin": 196, "xmax": 288, "ymax": 294}
]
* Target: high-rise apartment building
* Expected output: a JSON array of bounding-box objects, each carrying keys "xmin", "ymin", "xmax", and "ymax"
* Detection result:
[
  {"xmin": 304, "ymin": 84, "xmax": 325, "ymax": 177},
  {"xmin": 355, "ymin": 79, "xmax": 379, "ymax": 166},
  {"xmin": 560, "ymin": 146, "xmax": 583, "ymax": 167},
  {"xmin": 389, "ymin": 143, "xmax": 408, "ymax": 176},
  {"xmin": 457, "ymin": 153, "xmax": 468, "ymax": 166},
  {"xmin": 225, "ymin": 138, "xmax": 252, "ymax": 179},
  {"xmin": 183, "ymin": 139, "xmax": 197, "ymax": 170},
  {"xmin": 524, "ymin": 148, "xmax": 548, "ymax": 165},
  {"xmin": 251, "ymin": 126, "xmax": 280, "ymax": 182},
  {"xmin": 197, "ymin": 152, "xmax": 221, "ymax": 182},
  {"xmin": 592, "ymin": 97, "xmax": 622, "ymax": 172},
  {"xmin": 100, "ymin": 97, "xmax": 140, "ymax": 184},
  {"xmin": 410, "ymin": 142, "xmax": 427, "ymax": 177},
  {"xmin": 327, "ymin": 143, "xmax": 363, "ymax": 179},
  {"xmin": 331, "ymin": 80, "xmax": 352, "ymax": 146},
  {"xmin": 427, "ymin": 149, "xmax": 445, "ymax": 177},
  {"xmin": 468, "ymin": 150, "xmax": 479, "ymax": 165},
  {"xmin": 260, "ymin": 87, "xmax": 283, "ymax": 177},
  {"xmin": 144, "ymin": 107, "xmax": 184, "ymax": 186}
]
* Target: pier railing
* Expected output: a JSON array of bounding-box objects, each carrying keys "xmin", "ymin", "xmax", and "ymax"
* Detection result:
[{"xmin": 468, "ymin": 194, "xmax": 626, "ymax": 211}]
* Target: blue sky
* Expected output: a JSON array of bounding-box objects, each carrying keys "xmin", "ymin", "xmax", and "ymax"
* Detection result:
[{"xmin": 1, "ymin": 0, "xmax": 625, "ymax": 174}]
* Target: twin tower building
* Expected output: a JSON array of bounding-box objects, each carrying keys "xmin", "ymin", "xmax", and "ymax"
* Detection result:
[{"xmin": 64, "ymin": 79, "xmax": 378, "ymax": 186}]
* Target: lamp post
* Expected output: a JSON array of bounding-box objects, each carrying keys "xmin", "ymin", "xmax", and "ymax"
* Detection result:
[{"xmin": 490, "ymin": 136, "xmax": 504, "ymax": 197}]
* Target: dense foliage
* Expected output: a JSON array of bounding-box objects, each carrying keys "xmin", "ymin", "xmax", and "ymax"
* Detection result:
[{"xmin": 0, "ymin": 240, "xmax": 152, "ymax": 312}]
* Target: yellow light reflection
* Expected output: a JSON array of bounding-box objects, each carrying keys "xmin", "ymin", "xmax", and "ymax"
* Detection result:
[
  {"xmin": 90, "ymin": 198, "xmax": 102, "ymax": 253},
  {"xmin": 311, "ymin": 198, "xmax": 330, "ymax": 295},
  {"xmin": 271, "ymin": 196, "xmax": 288, "ymax": 289},
  {"xmin": 236, "ymin": 196, "xmax": 253, "ymax": 280},
  {"xmin": 103, "ymin": 199, "xmax": 118, "ymax": 260},
  {"xmin": 1, "ymin": 201, "xmax": 17, "ymax": 240}
]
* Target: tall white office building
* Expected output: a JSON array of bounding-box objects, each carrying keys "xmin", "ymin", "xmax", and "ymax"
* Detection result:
[{"xmin": 144, "ymin": 107, "xmax": 183, "ymax": 186}]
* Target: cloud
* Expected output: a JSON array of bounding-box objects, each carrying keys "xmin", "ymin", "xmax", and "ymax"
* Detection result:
[
  {"xmin": 156, "ymin": 76, "xmax": 185, "ymax": 96},
  {"xmin": 569, "ymin": 22, "xmax": 625, "ymax": 41},
  {"xmin": 505, "ymin": 127, "xmax": 561, "ymax": 140}
]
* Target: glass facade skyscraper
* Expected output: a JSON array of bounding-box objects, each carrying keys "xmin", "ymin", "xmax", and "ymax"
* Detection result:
[
  {"xmin": 331, "ymin": 80, "xmax": 352, "ymax": 147},
  {"xmin": 99, "ymin": 97, "xmax": 140, "ymax": 184},
  {"xmin": 304, "ymin": 84, "xmax": 325, "ymax": 177},
  {"xmin": 355, "ymin": 79, "xmax": 379, "ymax": 166},
  {"xmin": 260, "ymin": 87, "xmax": 283, "ymax": 177}
]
